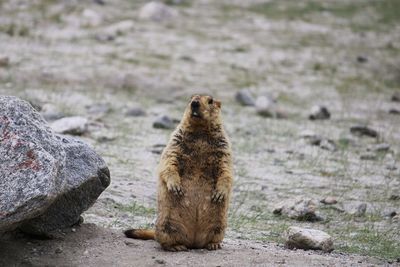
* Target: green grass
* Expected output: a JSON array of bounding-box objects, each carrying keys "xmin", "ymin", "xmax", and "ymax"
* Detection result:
[
  {"xmin": 115, "ymin": 201, "xmax": 156, "ymax": 216},
  {"xmin": 244, "ymin": 0, "xmax": 400, "ymax": 31}
]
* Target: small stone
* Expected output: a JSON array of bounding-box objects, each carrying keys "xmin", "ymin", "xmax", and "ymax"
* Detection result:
[
  {"xmin": 51, "ymin": 116, "xmax": 89, "ymax": 135},
  {"xmin": 360, "ymin": 153, "xmax": 377, "ymax": 161},
  {"xmin": 388, "ymin": 211, "xmax": 397, "ymax": 218},
  {"xmin": 350, "ymin": 126, "xmax": 378, "ymax": 138},
  {"xmin": 370, "ymin": 143, "xmax": 390, "ymax": 153},
  {"xmin": 319, "ymin": 139, "xmax": 337, "ymax": 152},
  {"xmin": 83, "ymin": 250, "xmax": 89, "ymax": 255},
  {"xmin": 389, "ymin": 108, "xmax": 400, "ymax": 114},
  {"xmin": 55, "ymin": 247, "xmax": 63, "ymax": 254},
  {"xmin": 139, "ymin": 2, "xmax": 177, "ymax": 22},
  {"xmin": 71, "ymin": 228, "xmax": 76, "ymax": 232},
  {"xmin": 308, "ymin": 105, "xmax": 330, "ymax": 120},
  {"xmin": 126, "ymin": 107, "xmax": 146, "ymax": 117},
  {"xmin": 356, "ymin": 55, "xmax": 368, "ymax": 63},
  {"xmin": 392, "ymin": 214, "xmax": 400, "ymax": 223},
  {"xmin": 285, "ymin": 226, "xmax": 334, "ymax": 252},
  {"xmin": 40, "ymin": 104, "xmax": 65, "ymax": 122},
  {"xmin": 153, "ymin": 115, "xmax": 175, "ymax": 129},
  {"xmin": 255, "ymin": 96, "xmax": 275, "ymax": 117},
  {"xmin": 81, "ymin": 9, "xmax": 103, "ymax": 27},
  {"xmin": 155, "ymin": 259, "xmax": 166, "ymax": 264},
  {"xmin": 273, "ymin": 199, "xmax": 322, "ymax": 222},
  {"xmin": 354, "ymin": 203, "xmax": 367, "ymax": 217},
  {"xmin": 391, "ymin": 92, "xmax": 400, "ymax": 102},
  {"xmin": 94, "ymin": 0, "xmax": 106, "ymax": 5},
  {"xmin": 103, "ymin": 20, "xmax": 134, "ymax": 36},
  {"xmin": 320, "ymin": 197, "xmax": 337, "ymax": 205},
  {"xmin": 0, "ymin": 56, "xmax": 10, "ymax": 67},
  {"xmin": 389, "ymin": 194, "xmax": 400, "ymax": 201},
  {"xmin": 85, "ymin": 103, "xmax": 110, "ymax": 116},
  {"xmin": 235, "ymin": 89, "xmax": 255, "ymax": 106}
]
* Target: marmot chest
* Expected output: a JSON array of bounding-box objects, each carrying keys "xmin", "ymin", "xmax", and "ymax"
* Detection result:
[{"xmin": 177, "ymin": 137, "xmax": 225, "ymax": 181}]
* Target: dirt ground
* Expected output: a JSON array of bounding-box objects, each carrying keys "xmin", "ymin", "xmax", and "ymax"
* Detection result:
[
  {"xmin": 0, "ymin": 224, "xmax": 389, "ymax": 267},
  {"xmin": 0, "ymin": 0, "xmax": 400, "ymax": 265}
]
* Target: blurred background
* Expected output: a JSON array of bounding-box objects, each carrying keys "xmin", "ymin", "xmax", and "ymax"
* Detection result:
[{"xmin": 0, "ymin": 0, "xmax": 399, "ymax": 260}]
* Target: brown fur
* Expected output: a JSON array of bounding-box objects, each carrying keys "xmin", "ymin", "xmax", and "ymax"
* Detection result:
[{"xmin": 125, "ymin": 95, "xmax": 233, "ymax": 252}]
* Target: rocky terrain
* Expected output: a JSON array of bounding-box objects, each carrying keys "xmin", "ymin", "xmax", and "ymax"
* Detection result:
[{"xmin": 0, "ymin": 0, "xmax": 399, "ymax": 265}]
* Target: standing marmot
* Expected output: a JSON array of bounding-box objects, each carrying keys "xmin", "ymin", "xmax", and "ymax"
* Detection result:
[{"xmin": 125, "ymin": 94, "xmax": 233, "ymax": 251}]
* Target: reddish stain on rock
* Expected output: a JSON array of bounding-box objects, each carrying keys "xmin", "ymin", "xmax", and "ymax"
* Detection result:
[{"xmin": 17, "ymin": 149, "xmax": 41, "ymax": 171}]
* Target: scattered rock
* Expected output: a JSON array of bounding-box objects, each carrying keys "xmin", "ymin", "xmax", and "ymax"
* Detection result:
[
  {"xmin": 255, "ymin": 96, "xmax": 275, "ymax": 118},
  {"xmin": 299, "ymin": 131, "xmax": 336, "ymax": 151},
  {"xmin": 51, "ymin": 116, "xmax": 89, "ymax": 135},
  {"xmin": 85, "ymin": 103, "xmax": 111, "ymax": 117},
  {"xmin": 151, "ymin": 144, "xmax": 166, "ymax": 154},
  {"xmin": 320, "ymin": 197, "xmax": 337, "ymax": 205},
  {"xmin": 126, "ymin": 107, "xmax": 146, "ymax": 117},
  {"xmin": 388, "ymin": 211, "xmax": 397, "ymax": 218},
  {"xmin": 353, "ymin": 203, "xmax": 367, "ymax": 217},
  {"xmin": 81, "ymin": 9, "xmax": 103, "ymax": 27},
  {"xmin": 0, "ymin": 96, "xmax": 110, "ymax": 234},
  {"xmin": 273, "ymin": 199, "xmax": 323, "ymax": 222},
  {"xmin": 308, "ymin": 105, "xmax": 330, "ymax": 120},
  {"xmin": 319, "ymin": 139, "xmax": 337, "ymax": 152},
  {"xmin": 391, "ymin": 92, "xmax": 400, "ymax": 102},
  {"xmin": 153, "ymin": 115, "xmax": 175, "ymax": 129},
  {"xmin": 0, "ymin": 56, "xmax": 10, "ymax": 67},
  {"xmin": 103, "ymin": 20, "xmax": 134, "ymax": 37},
  {"xmin": 40, "ymin": 104, "xmax": 65, "ymax": 122},
  {"xmin": 235, "ymin": 89, "xmax": 255, "ymax": 106},
  {"xmin": 368, "ymin": 143, "xmax": 390, "ymax": 153},
  {"xmin": 350, "ymin": 126, "xmax": 378, "ymax": 138},
  {"xmin": 356, "ymin": 55, "xmax": 368, "ymax": 63},
  {"xmin": 389, "ymin": 108, "xmax": 400, "ymax": 115},
  {"xmin": 389, "ymin": 194, "xmax": 400, "ymax": 201},
  {"xmin": 139, "ymin": 2, "xmax": 176, "ymax": 22},
  {"xmin": 392, "ymin": 215, "xmax": 400, "ymax": 223},
  {"xmin": 155, "ymin": 259, "xmax": 166, "ymax": 264},
  {"xmin": 55, "ymin": 248, "xmax": 63, "ymax": 254},
  {"xmin": 285, "ymin": 226, "xmax": 334, "ymax": 252},
  {"xmin": 360, "ymin": 153, "xmax": 377, "ymax": 161}
]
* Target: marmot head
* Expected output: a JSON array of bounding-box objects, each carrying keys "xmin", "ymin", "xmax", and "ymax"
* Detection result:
[{"xmin": 184, "ymin": 94, "xmax": 221, "ymax": 126}]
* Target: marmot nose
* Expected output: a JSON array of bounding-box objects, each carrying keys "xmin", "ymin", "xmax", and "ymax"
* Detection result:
[{"xmin": 191, "ymin": 100, "xmax": 200, "ymax": 109}]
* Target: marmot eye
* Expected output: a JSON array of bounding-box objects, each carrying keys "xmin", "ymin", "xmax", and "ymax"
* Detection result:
[{"xmin": 208, "ymin": 99, "xmax": 213, "ymax": 105}]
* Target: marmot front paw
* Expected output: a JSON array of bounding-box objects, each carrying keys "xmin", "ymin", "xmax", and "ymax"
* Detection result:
[{"xmin": 167, "ymin": 180, "xmax": 184, "ymax": 196}]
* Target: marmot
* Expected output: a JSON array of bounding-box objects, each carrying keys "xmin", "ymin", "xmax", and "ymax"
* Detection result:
[{"xmin": 125, "ymin": 94, "xmax": 233, "ymax": 251}]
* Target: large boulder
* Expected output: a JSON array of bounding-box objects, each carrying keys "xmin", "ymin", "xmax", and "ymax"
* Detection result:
[{"xmin": 0, "ymin": 96, "xmax": 110, "ymax": 235}]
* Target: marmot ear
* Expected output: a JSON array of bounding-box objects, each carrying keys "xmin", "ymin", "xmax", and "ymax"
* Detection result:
[{"xmin": 215, "ymin": 100, "xmax": 221, "ymax": 108}]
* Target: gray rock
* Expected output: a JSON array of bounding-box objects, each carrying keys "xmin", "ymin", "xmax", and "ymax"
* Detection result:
[
  {"xmin": 350, "ymin": 126, "xmax": 378, "ymax": 138},
  {"xmin": 85, "ymin": 103, "xmax": 111, "ymax": 116},
  {"xmin": 353, "ymin": 203, "xmax": 367, "ymax": 217},
  {"xmin": 235, "ymin": 89, "xmax": 255, "ymax": 106},
  {"xmin": 126, "ymin": 107, "xmax": 146, "ymax": 117},
  {"xmin": 360, "ymin": 153, "xmax": 377, "ymax": 161},
  {"xmin": 19, "ymin": 136, "xmax": 110, "ymax": 235},
  {"xmin": 273, "ymin": 199, "xmax": 323, "ymax": 222},
  {"xmin": 320, "ymin": 196, "xmax": 337, "ymax": 205},
  {"xmin": 51, "ymin": 116, "xmax": 89, "ymax": 135},
  {"xmin": 139, "ymin": 2, "xmax": 177, "ymax": 22},
  {"xmin": 389, "ymin": 108, "xmax": 400, "ymax": 114},
  {"xmin": 309, "ymin": 105, "xmax": 330, "ymax": 120},
  {"xmin": 0, "ymin": 96, "xmax": 66, "ymax": 232},
  {"xmin": 103, "ymin": 20, "xmax": 134, "ymax": 37},
  {"xmin": 391, "ymin": 92, "xmax": 400, "ymax": 102},
  {"xmin": 368, "ymin": 143, "xmax": 390, "ymax": 153},
  {"xmin": 153, "ymin": 115, "xmax": 175, "ymax": 129},
  {"xmin": 255, "ymin": 96, "xmax": 275, "ymax": 117},
  {"xmin": 389, "ymin": 194, "xmax": 400, "ymax": 201},
  {"xmin": 0, "ymin": 56, "xmax": 10, "ymax": 67},
  {"xmin": 40, "ymin": 103, "xmax": 65, "ymax": 122},
  {"xmin": 285, "ymin": 226, "xmax": 334, "ymax": 252},
  {"xmin": 0, "ymin": 96, "xmax": 110, "ymax": 234}
]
